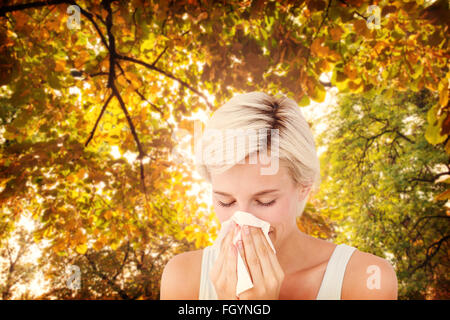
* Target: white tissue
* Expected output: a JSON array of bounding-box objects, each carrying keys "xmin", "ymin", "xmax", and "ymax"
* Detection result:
[{"xmin": 212, "ymin": 211, "xmax": 276, "ymax": 296}]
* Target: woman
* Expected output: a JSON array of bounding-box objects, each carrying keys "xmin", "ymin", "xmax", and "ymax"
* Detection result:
[{"xmin": 160, "ymin": 92, "xmax": 397, "ymax": 300}]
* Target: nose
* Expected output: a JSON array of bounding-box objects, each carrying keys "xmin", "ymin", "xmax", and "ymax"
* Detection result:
[
  {"xmin": 235, "ymin": 204, "xmax": 253, "ymax": 216},
  {"xmin": 234, "ymin": 206, "xmax": 268, "ymax": 223}
]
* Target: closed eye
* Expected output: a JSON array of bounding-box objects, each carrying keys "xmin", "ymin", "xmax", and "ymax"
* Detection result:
[
  {"xmin": 257, "ymin": 200, "xmax": 276, "ymax": 207},
  {"xmin": 217, "ymin": 200, "xmax": 235, "ymax": 207},
  {"xmin": 217, "ymin": 200, "xmax": 276, "ymax": 207}
]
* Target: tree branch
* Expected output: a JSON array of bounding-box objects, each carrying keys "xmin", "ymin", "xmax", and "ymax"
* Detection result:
[
  {"xmin": 319, "ymin": 80, "xmax": 332, "ymax": 87},
  {"xmin": 112, "ymin": 241, "xmax": 130, "ymax": 281},
  {"xmin": 314, "ymin": 0, "xmax": 332, "ymax": 40},
  {"xmin": 152, "ymin": 46, "xmax": 169, "ymax": 67},
  {"xmin": 84, "ymin": 253, "xmax": 131, "ymax": 299},
  {"xmin": 305, "ymin": 0, "xmax": 332, "ymax": 68},
  {"xmin": 116, "ymin": 54, "xmax": 213, "ymax": 110},
  {"xmin": 407, "ymin": 171, "xmax": 450, "ymax": 184},
  {"xmin": 114, "ymin": 61, "xmax": 173, "ymax": 133},
  {"xmin": 75, "ymin": 2, "xmax": 110, "ymax": 50},
  {"xmin": 410, "ymin": 235, "xmax": 450, "ymax": 274},
  {"xmin": 100, "ymin": 0, "xmax": 149, "ymax": 198},
  {"xmin": 1, "ymin": 0, "xmax": 206, "ymax": 202},
  {"xmin": 0, "ymin": 1, "xmax": 110, "ymax": 50},
  {"xmin": 0, "ymin": 0, "xmax": 68, "ymax": 16},
  {"xmin": 84, "ymin": 92, "xmax": 114, "ymax": 147},
  {"xmin": 411, "ymin": 215, "xmax": 450, "ymax": 233}
]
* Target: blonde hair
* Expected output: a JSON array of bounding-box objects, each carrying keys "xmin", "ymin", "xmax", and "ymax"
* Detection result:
[{"xmin": 195, "ymin": 92, "xmax": 321, "ymax": 215}]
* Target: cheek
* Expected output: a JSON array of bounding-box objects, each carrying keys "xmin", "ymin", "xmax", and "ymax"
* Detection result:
[
  {"xmin": 214, "ymin": 205, "xmax": 232, "ymax": 224},
  {"xmin": 255, "ymin": 198, "xmax": 294, "ymax": 225}
]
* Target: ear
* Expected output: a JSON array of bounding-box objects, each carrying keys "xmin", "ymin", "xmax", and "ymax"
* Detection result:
[{"xmin": 297, "ymin": 185, "xmax": 312, "ymax": 202}]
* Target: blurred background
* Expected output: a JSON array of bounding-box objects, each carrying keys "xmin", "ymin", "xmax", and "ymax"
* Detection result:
[{"xmin": 0, "ymin": 0, "xmax": 448, "ymax": 299}]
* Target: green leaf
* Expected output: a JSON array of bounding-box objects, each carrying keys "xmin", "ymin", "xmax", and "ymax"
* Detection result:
[
  {"xmin": 312, "ymin": 84, "xmax": 326, "ymax": 103},
  {"xmin": 425, "ymin": 122, "xmax": 447, "ymax": 145},
  {"xmin": 48, "ymin": 72, "xmax": 61, "ymax": 89},
  {"xmin": 298, "ymin": 95, "xmax": 310, "ymax": 107}
]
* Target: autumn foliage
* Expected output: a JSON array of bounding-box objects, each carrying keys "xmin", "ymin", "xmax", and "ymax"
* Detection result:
[{"xmin": 0, "ymin": 0, "xmax": 448, "ymax": 299}]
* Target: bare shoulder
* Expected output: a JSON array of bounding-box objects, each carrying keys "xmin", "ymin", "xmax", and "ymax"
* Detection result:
[
  {"xmin": 342, "ymin": 248, "xmax": 398, "ymax": 300},
  {"xmin": 160, "ymin": 249, "xmax": 204, "ymax": 300}
]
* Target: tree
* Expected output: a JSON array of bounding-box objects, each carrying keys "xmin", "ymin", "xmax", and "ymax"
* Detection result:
[
  {"xmin": 0, "ymin": 220, "xmax": 37, "ymax": 299},
  {"xmin": 316, "ymin": 89, "xmax": 449, "ymax": 299},
  {"xmin": 34, "ymin": 235, "xmax": 192, "ymax": 299},
  {"xmin": 0, "ymin": 0, "xmax": 448, "ymax": 298}
]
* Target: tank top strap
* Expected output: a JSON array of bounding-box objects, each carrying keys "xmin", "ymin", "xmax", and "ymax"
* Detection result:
[
  {"xmin": 316, "ymin": 244, "xmax": 357, "ymax": 300},
  {"xmin": 199, "ymin": 245, "xmax": 219, "ymax": 300}
]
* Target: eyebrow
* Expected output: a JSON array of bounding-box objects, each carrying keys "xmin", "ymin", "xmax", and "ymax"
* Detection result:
[{"xmin": 213, "ymin": 189, "xmax": 279, "ymax": 197}]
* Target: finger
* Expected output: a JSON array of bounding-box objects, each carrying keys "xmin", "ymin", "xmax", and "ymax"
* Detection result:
[
  {"xmin": 242, "ymin": 225, "xmax": 263, "ymax": 284},
  {"xmin": 224, "ymin": 233, "xmax": 238, "ymax": 286},
  {"xmin": 220, "ymin": 222, "xmax": 236, "ymax": 252},
  {"xmin": 218, "ymin": 225, "xmax": 237, "ymax": 299},
  {"xmin": 236, "ymin": 239, "xmax": 249, "ymax": 275},
  {"xmin": 251, "ymin": 227, "xmax": 275, "ymax": 278},
  {"xmin": 214, "ymin": 222, "xmax": 236, "ymax": 277},
  {"xmin": 258, "ymin": 228, "xmax": 284, "ymax": 280}
]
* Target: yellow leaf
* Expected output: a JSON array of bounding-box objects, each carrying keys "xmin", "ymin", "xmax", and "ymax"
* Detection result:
[
  {"xmin": 110, "ymin": 241, "xmax": 119, "ymax": 250},
  {"xmin": 43, "ymin": 226, "xmax": 54, "ymax": 238},
  {"xmin": 439, "ymin": 77, "xmax": 448, "ymax": 108},
  {"xmin": 425, "ymin": 120, "xmax": 447, "ymax": 145},
  {"xmin": 75, "ymin": 243, "xmax": 87, "ymax": 254}
]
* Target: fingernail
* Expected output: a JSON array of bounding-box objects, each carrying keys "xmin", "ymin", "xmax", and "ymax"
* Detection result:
[{"xmin": 244, "ymin": 225, "xmax": 250, "ymax": 235}]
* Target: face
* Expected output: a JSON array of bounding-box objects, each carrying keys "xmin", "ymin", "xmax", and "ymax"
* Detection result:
[{"xmin": 210, "ymin": 156, "xmax": 310, "ymax": 247}]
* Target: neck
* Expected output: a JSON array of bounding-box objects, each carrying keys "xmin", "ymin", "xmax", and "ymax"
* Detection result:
[{"xmin": 274, "ymin": 228, "xmax": 314, "ymax": 275}]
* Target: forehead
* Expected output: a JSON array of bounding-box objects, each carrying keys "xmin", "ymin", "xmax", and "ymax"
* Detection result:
[{"xmin": 210, "ymin": 158, "xmax": 294, "ymax": 195}]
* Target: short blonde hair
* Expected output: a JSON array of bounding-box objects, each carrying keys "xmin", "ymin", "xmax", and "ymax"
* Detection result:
[{"xmin": 196, "ymin": 92, "xmax": 321, "ymax": 213}]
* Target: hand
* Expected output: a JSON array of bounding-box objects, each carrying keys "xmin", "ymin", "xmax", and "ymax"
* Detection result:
[
  {"xmin": 236, "ymin": 225, "xmax": 285, "ymax": 300},
  {"xmin": 209, "ymin": 222, "xmax": 239, "ymax": 300}
]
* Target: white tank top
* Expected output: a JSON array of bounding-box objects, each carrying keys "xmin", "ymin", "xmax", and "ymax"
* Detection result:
[{"xmin": 198, "ymin": 243, "xmax": 356, "ymax": 300}]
